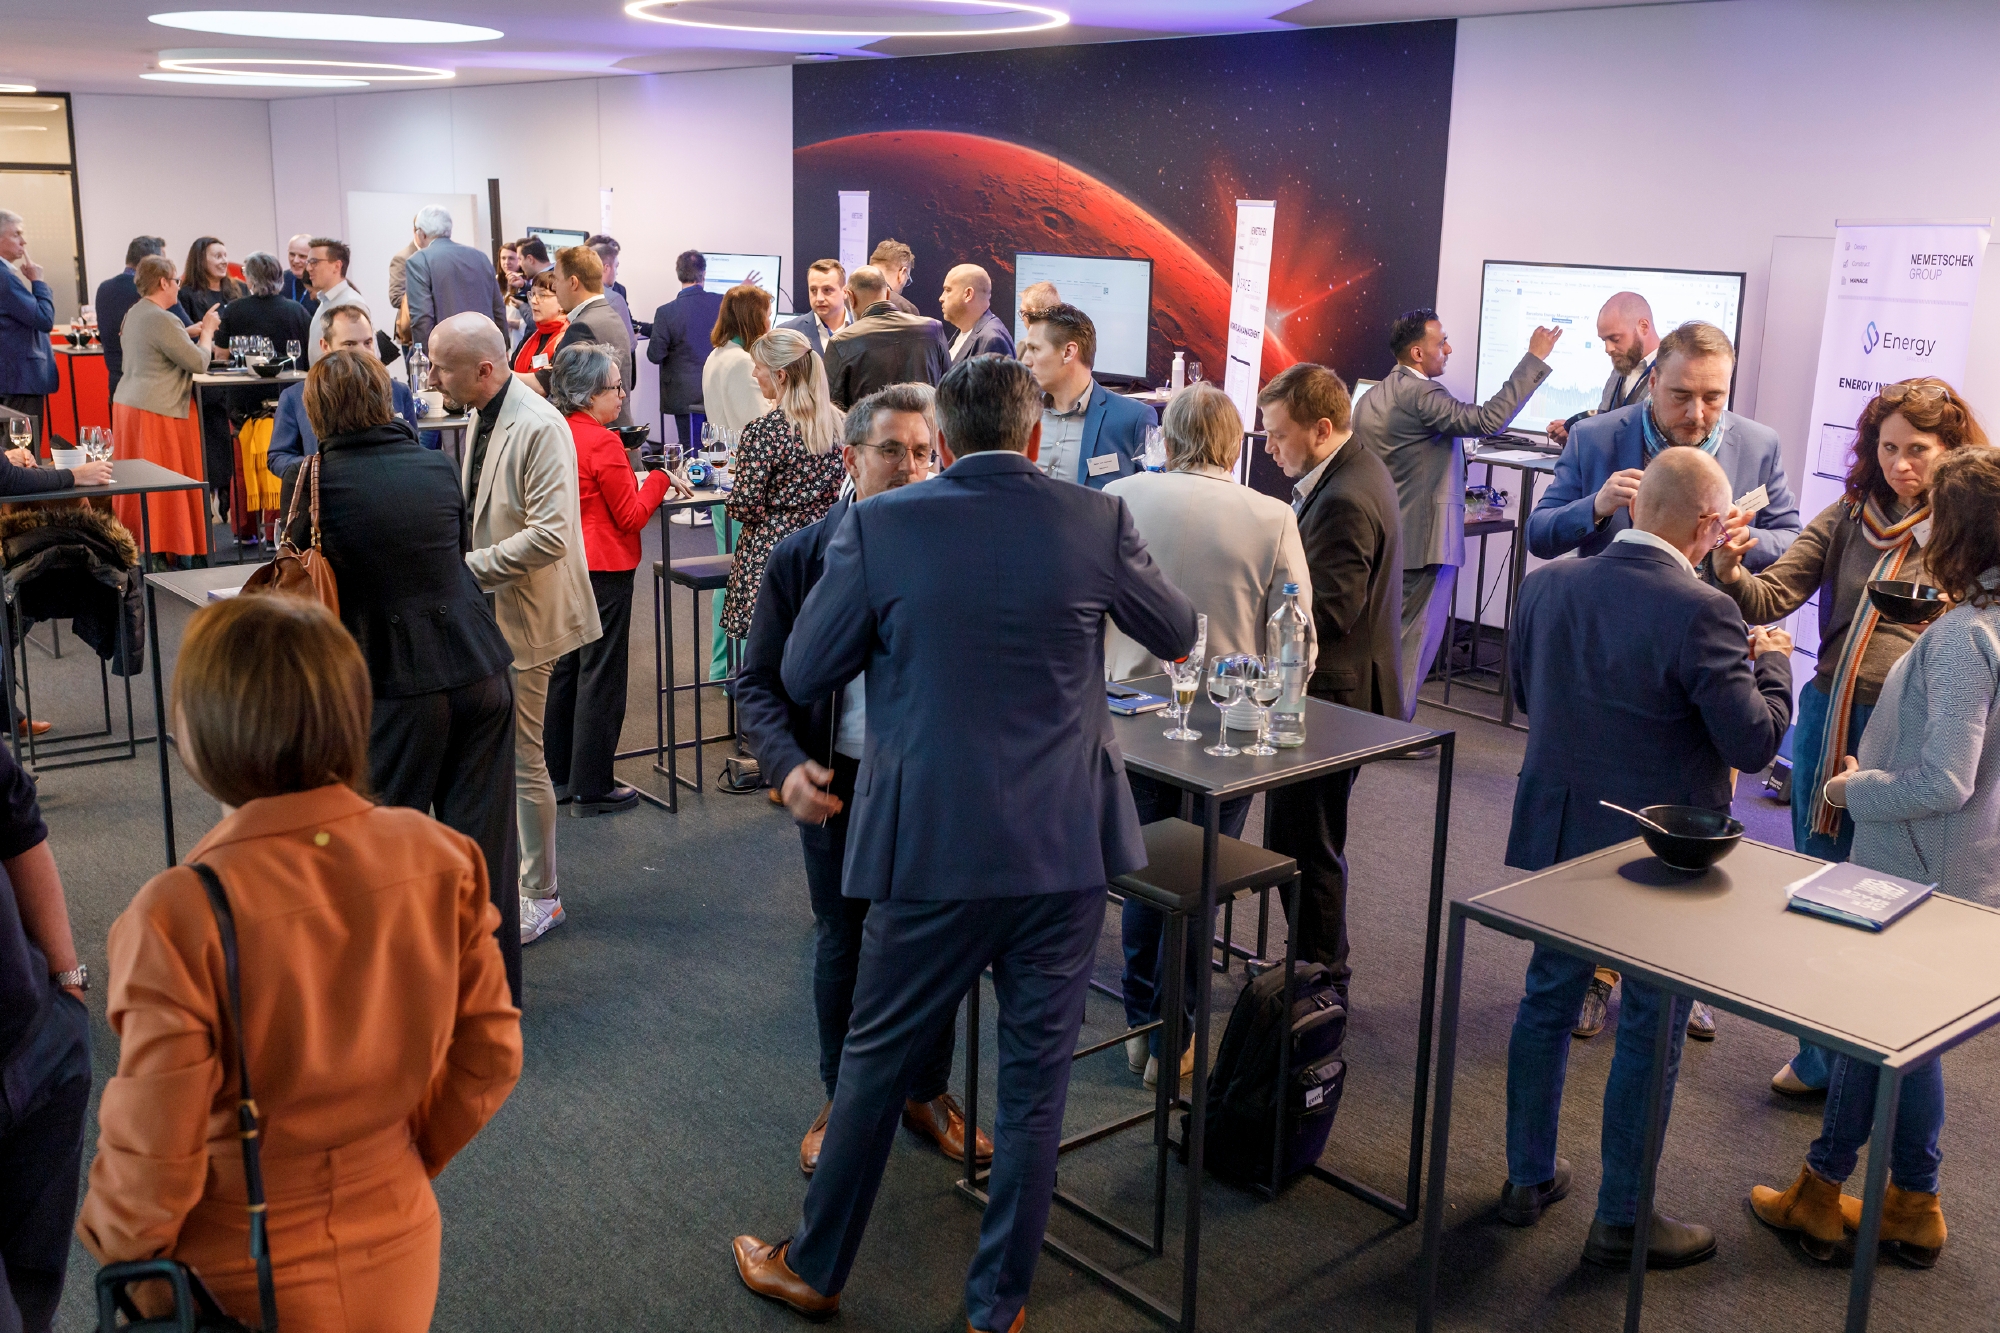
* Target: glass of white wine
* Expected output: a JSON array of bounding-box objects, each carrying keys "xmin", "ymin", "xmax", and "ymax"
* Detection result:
[
  {"xmin": 1204, "ymin": 655, "xmax": 1246, "ymax": 758},
  {"xmin": 1243, "ymin": 655, "xmax": 1282, "ymax": 756}
]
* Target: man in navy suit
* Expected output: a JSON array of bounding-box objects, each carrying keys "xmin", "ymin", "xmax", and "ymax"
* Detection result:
[
  {"xmin": 780, "ymin": 258, "xmax": 850, "ymax": 356},
  {"xmin": 93, "ymin": 235, "xmax": 171, "ymax": 400},
  {"xmin": 733, "ymin": 357, "xmax": 1197, "ymax": 1333},
  {"xmin": 1528, "ymin": 320, "xmax": 1801, "ymax": 570},
  {"xmin": 646, "ymin": 249, "xmax": 725, "ymax": 449},
  {"xmin": 0, "ymin": 211, "xmax": 59, "ymax": 448},
  {"xmin": 939, "ymin": 263, "xmax": 1015, "ymax": 364},
  {"xmin": 1499, "ymin": 447, "xmax": 1793, "ymax": 1271},
  {"xmin": 266, "ymin": 307, "xmax": 421, "ymax": 479},
  {"xmin": 1017, "ymin": 303, "xmax": 1155, "ymax": 489}
]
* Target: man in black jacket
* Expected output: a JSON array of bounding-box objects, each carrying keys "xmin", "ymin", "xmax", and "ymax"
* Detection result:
[
  {"xmin": 737, "ymin": 382, "xmax": 987, "ymax": 1179},
  {"xmin": 647, "ymin": 250, "xmax": 725, "ymax": 450},
  {"xmin": 822, "ymin": 268, "xmax": 951, "ymax": 409},
  {"xmin": 1256, "ymin": 363, "xmax": 1403, "ymax": 998}
]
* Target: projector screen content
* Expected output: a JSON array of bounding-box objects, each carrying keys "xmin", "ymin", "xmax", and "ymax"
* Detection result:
[
  {"xmin": 1475, "ymin": 261, "xmax": 1746, "ymax": 429},
  {"xmin": 703, "ymin": 253, "xmax": 783, "ymax": 308},
  {"xmin": 1012, "ymin": 253, "xmax": 1153, "ymax": 379},
  {"xmin": 528, "ymin": 226, "xmax": 589, "ymax": 253}
]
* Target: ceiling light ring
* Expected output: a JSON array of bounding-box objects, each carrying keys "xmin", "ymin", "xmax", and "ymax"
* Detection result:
[
  {"xmin": 148, "ymin": 11, "xmax": 501, "ymax": 43},
  {"xmin": 158, "ymin": 55, "xmax": 453, "ymax": 81},
  {"xmin": 623, "ymin": 0, "xmax": 1069, "ymax": 39},
  {"xmin": 142, "ymin": 72, "xmax": 370, "ymax": 86},
  {"xmin": 0, "ymin": 85, "xmax": 38, "ymax": 94}
]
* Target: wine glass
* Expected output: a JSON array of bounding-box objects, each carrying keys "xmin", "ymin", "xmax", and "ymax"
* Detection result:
[
  {"xmin": 7, "ymin": 416, "xmax": 30, "ymax": 456},
  {"xmin": 1204, "ymin": 655, "xmax": 1246, "ymax": 757},
  {"xmin": 1162, "ymin": 616, "xmax": 1207, "ymax": 741},
  {"xmin": 1187, "ymin": 360, "xmax": 1204, "ymax": 385},
  {"xmin": 285, "ymin": 339, "xmax": 301, "ymax": 366},
  {"xmin": 1243, "ymin": 655, "xmax": 1282, "ymax": 756}
]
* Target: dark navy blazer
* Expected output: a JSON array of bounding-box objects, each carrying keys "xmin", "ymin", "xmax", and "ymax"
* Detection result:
[
  {"xmin": 646, "ymin": 286, "xmax": 726, "ymax": 414},
  {"xmin": 782, "ymin": 450, "xmax": 1196, "ymax": 900},
  {"xmin": 0, "ymin": 266, "xmax": 57, "ymax": 397},
  {"xmin": 1527, "ymin": 403, "xmax": 1801, "ymax": 570},
  {"xmin": 1072, "ymin": 381, "xmax": 1157, "ymax": 490},
  {"xmin": 739, "ymin": 493, "xmax": 850, "ymax": 791},
  {"xmin": 1505, "ymin": 539, "xmax": 1793, "ymax": 871},
  {"xmin": 950, "ymin": 308, "xmax": 1016, "ymax": 364}
]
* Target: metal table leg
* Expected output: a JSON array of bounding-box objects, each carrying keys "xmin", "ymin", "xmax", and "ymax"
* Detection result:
[
  {"xmin": 1417, "ymin": 906, "xmax": 1469, "ymax": 1333},
  {"xmin": 1623, "ymin": 994, "xmax": 1677, "ymax": 1332},
  {"xmin": 1843, "ymin": 1066, "xmax": 1903, "ymax": 1333},
  {"xmin": 142, "ymin": 504, "xmax": 178, "ymax": 866}
]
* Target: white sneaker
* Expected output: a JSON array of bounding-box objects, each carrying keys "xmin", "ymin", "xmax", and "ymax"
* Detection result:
[
  {"xmin": 1142, "ymin": 1043, "xmax": 1197, "ymax": 1090},
  {"xmin": 1126, "ymin": 1034, "xmax": 1149, "ymax": 1075},
  {"xmin": 520, "ymin": 894, "xmax": 565, "ymax": 945}
]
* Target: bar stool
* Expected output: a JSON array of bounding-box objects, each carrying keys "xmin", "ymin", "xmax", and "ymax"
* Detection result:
[
  {"xmin": 1436, "ymin": 514, "xmax": 1516, "ymax": 712},
  {"xmin": 957, "ymin": 818, "xmax": 1298, "ymax": 1309},
  {"xmin": 652, "ymin": 552, "xmax": 739, "ymax": 808}
]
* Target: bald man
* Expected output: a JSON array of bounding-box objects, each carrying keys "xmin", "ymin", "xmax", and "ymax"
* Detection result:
[
  {"xmin": 1496, "ymin": 445, "xmax": 1793, "ymax": 1271},
  {"xmin": 939, "ymin": 263, "xmax": 1015, "ymax": 364},
  {"xmin": 1547, "ymin": 291, "xmax": 1660, "ymax": 445}
]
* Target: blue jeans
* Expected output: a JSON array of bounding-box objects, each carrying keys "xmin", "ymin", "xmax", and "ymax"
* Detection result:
[
  {"xmin": 1506, "ymin": 944, "xmax": 1692, "ymax": 1224},
  {"xmin": 1807, "ymin": 1055, "xmax": 1944, "ymax": 1194},
  {"xmin": 1119, "ymin": 775, "xmax": 1250, "ymax": 1057},
  {"xmin": 1785, "ymin": 681, "xmax": 1877, "ymax": 1089}
]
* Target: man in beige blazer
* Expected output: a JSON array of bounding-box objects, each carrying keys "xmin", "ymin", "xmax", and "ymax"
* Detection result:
[{"xmin": 431, "ymin": 312, "xmax": 600, "ymax": 946}]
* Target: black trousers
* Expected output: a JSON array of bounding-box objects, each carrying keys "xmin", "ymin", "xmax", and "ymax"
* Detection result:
[
  {"xmin": 0, "ymin": 395, "xmax": 43, "ymax": 452},
  {"xmin": 546, "ymin": 568, "xmax": 635, "ymax": 803},
  {"xmin": 0, "ymin": 992, "xmax": 90, "ymax": 1333},
  {"xmin": 1265, "ymin": 767, "xmax": 1355, "ymax": 997},
  {"xmin": 799, "ymin": 753, "xmax": 955, "ymax": 1103},
  {"xmin": 196, "ymin": 386, "xmax": 233, "ymax": 516},
  {"xmin": 370, "ymin": 669, "xmax": 522, "ymax": 1006}
]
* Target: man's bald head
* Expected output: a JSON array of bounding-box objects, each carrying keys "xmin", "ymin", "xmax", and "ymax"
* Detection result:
[
  {"xmin": 847, "ymin": 266, "xmax": 888, "ymax": 305},
  {"xmin": 1632, "ymin": 446, "xmax": 1731, "ymax": 560},
  {"xmin": 431, "ymin": 311, "xmax": 506, "ymax": 369},
  {"xmin": 940, "ymin": 263, "xmax": 993, "ymax": 329},
  {"xmin": 1597, "ymin": 290, "xmax": 1659, "ymax": 375}
]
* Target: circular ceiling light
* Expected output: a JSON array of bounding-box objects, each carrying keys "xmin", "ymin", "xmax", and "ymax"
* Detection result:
[
  {"xmin": 142, "ymin": 71, "xmax": 370, "ymax": 87},
  {"xmin": 158, "ymin": 56, "xmax": 453, "ymax": 81},
  {"xmin": 0, "ymin": 84, "xmax": 37, "ymax": 94},
  {"xmin": 624, "ymin": 0, "xmax": 1068, "ymax": 38},
  {"xmin": 149, "ymin": 11, "xmax": 501, "ymax": 43}
]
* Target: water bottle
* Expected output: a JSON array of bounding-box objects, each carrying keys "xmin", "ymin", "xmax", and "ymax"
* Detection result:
[
  {"xmin": 1170, "ymin": 350, "xmax": 1186, "ymax": 393},
  {"xmin": 1268, "ymin": 583, "xmax": 1310, "ymax": 748}
]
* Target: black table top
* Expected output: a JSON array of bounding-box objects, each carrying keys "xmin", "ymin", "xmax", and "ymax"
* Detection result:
[
  {"xmin": 1110, "ymin": 674, "xmax": 1442, "ymax": 798},
  {"xmin": 17, "ymin": 458, "xmax": 201, "ymax": 502},
  {"xmin": 1467, "ymin": 837, "xmax": 2000, "ymax": 1063}
]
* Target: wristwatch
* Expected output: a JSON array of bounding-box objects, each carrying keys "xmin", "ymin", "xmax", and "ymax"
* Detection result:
[{"xmin": 53, "ymin": 964, "xmax": 88, "ymax": 991}]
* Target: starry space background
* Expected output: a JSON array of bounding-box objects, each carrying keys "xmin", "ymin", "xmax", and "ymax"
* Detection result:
[{"xmin": 793, "ymin": 20, "xmax": 1457, "ymax": 398}]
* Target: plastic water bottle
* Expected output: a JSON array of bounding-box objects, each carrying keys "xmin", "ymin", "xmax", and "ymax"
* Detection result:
[
  {"xmin": 1170, "ymin": 350, "xmax": 1186, "ymax": 393},
  {"xmin": 1268, "ymin": 583, "xmax": 1310, "ymax": 748}
]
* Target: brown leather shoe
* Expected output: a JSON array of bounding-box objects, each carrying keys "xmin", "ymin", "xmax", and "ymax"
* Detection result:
[
  {"xmin": 904, "ymin": 1092, "xmax": 993, "ymax": 1165},
  {"xmin": 800, "ymin": 1101, "xmax": 831, "ymax": 1177},
  {"xmin": 732, "ymin": 1235, "xmax": 839, "ymax": 1321},
  {"xmin": 970, "ymin": 1309, "xmax": 1026, "ymax": 1333},
  {"xmin": 1837, "ymin": 1183, "xmax": 1947, "ymax": 1267},
  {"xmin": 1750, "ymin": 1162, "xmax": 1846, "ymax": 1261},
  {"xmin": 15, "ymin": 719, "xmax": 49, "ymax": 738}
]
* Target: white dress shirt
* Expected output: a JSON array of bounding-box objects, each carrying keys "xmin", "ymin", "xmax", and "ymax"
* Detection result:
[
  {"xmin": 1611, "ymin": 526, "xmax": 1696, "ymax": 578},
  {"xmin": 835, "ymin": 675, "xmax": 866, "ymax": 759}
]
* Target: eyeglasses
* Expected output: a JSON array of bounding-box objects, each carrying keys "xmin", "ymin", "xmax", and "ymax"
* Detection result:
[
  {"xmin": 1881, "ymin": 380, "xmax": 1950, "ymax": 404},
  {"xmin": 592, "ymin": 383, "xmax": 625, "ymax": 397},
  {"xmin": 859, "ymin": 442, "xmax": 934, "ymax": 465}
]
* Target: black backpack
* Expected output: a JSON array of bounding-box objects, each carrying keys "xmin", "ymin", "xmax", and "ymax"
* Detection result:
[{"xmin": 1195, "ymin": 961, "xmax": 1348, "ymax": 1187}]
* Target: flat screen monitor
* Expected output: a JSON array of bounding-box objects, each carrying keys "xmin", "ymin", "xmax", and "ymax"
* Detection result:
[
  {"xmin": 1475, "ymin": 260, "xmax": 1746, "ymax": 431},
  {"xmin": 703, "ymin": 253, "xmax": 782, "ymax": 308},
  {"xmin": 1012, "ymin": 252, "xmax": 1153, "ymax": 379},
  {"xmin": 1353, "ymin": 377, "xmax": 1380, "ymax": 404},
  {"xmin": 527, "ymin": 226, "xmax": 589, "ymax": 254}
]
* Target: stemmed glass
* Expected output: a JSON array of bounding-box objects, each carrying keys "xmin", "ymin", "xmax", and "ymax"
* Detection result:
[
  {"xmin": 1162, "ymin": 612, "xmax": 1208, "ymax": 740},
  {"xmin": 1243, "ymin": 655, "xmax": 1282, "ymax": 756},
  {"xmin": 285, "ymin": 340, "xmax": 302, "ymax": 367},
  {"xmin": 7, "ymin": 417, "xmax": 31, "ymax": 455},
  {"xmin": 1187, "ymin": 360, "xmax": 1204, "ymax": 386},
  {"xmin": 1142, "ymin": 425, "xmax": 1167, "ymax": 471},
  {"xmin": 1204, "ymin": 655, "xmax": 1247, "ymax": 757}
]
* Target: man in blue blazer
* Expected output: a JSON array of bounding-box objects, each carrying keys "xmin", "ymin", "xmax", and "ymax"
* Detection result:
[
  {"xmin": 646, "ymin": 249, "xmax": 725, "ymax": 449},
  {"xmin": 267, "ymin": 307, "xmax": 421, "ymax": 479},
  {"xmin": 1528, "ymin": 321, "xmax": 1800, "ymax": 570},
  {"xmin": 94, "ymin": 235, "xmax": 171, "ymax": 399},
  {"xmin": 940, "ymin": 263, "xmax": 1016, "ymax": 365},
  {"xmin": 733, "ymin": 357, "xmax": 1197, "ymax": 1333},
  {"xmin": 1500, "ymin": 447, "xmax": 1793, "ymax": 1271},
  {"xmin": 780, "ymin": 258, "xmax": 850, "ymax": 356},
  {"xmin": 0, "ymin": 211, "xmax": 59, "ymax": 446},
  {"xmin": 1018, "ymin": 302, "xmax": 1155, "ymax": 488}
]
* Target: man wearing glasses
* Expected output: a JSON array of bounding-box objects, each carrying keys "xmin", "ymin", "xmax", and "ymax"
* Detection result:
[
  {"xmin": 304, "ymin": 238, "xmax": 370, "ymax": 365},
  {"xmin": 735, "ymin": 382, "xmax": 989, "ymax": 1182}
]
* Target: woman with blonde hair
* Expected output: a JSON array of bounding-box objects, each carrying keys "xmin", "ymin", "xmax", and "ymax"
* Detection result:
[
  {"xmin": 719, "ymin": 327, "xmax": 846, "ymax": 642},
  {"xmin": 112, "ymin": 254, "xmax": 219, "ymax": 563},
  {"xmin": 77, "ymin": 594, "xmax": 521, "ymax": 1330}
]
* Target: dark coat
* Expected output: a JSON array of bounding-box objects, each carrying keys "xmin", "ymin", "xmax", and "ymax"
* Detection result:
[
  {"xmin": 0, "ymin": 505, "xmax": 144, "ymax": 676},
  {"xmin": 216, "ymin": 294, "xmax": 312, "ymax": 416},
  {"xmin": 949, "ymin": 308, "xmax": 1016, "ymax": 364},
  {"xmin": 737, "ymin": 494, "xmax": 850, "ymax": 792},
  {"xmin": 822, "ymin": 302, "xmax": 952, "ymax": 409},
  {"xmin": 1293, "ymin": 442, "xmax": 1404, "ymax": 717},
  {"xmin": 281, "ymin": 420, "xmax": 512, "ymax": 699},
  {"xmin": 1505, "ymin": 539, "xmax": 1794, "ymax": 871},
  {"xmin": 781, "ymin": 450, "xmax": 1196, "ymax": 901},
  {"xmin": 646, "ymin": 286, "xmax": 725, "ymax": 414}
]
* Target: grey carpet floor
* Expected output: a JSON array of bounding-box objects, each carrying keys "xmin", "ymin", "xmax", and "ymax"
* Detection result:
[{"xmin": 34, "ymin": 515, "xmax": 1998, "ymax": 1332}]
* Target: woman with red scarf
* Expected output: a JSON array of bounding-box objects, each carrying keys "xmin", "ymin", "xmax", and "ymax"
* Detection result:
[{"xmin": 510, "ymin": 271, "xmax": 566, "ymax": 374}]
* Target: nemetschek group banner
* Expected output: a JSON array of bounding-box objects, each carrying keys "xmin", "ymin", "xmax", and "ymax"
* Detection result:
[{"xmin": 1798, "ymin": 219, "xmax": 1990, "ymax": 525}]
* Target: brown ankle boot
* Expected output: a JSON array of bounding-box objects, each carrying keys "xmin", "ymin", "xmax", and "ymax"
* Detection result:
[
  {"xmin": 1837, "ymin": 1184, "xmax": 1947, "ymax": 1268},
  {"xmin": 1750, "ymin": 1163, "xmax": 1848, "ymax": 1260}
]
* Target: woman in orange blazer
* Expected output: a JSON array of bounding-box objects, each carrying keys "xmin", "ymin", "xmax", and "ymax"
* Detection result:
[{"xmin": 76, "ymin": 594, "xmax": 523, "ymax": 1332}]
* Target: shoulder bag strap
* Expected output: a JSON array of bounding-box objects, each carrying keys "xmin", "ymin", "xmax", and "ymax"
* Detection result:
[
  {"xmin": 276, "ymin": 455, "xmax": 311, "ymax": 556},
  {"xmin": 189, "ymin": 862, "xmax": 281, "ymax": 1333},
  {"xmin": 307, "ymin": 453, "xmax": 324, "ymax": 554}
]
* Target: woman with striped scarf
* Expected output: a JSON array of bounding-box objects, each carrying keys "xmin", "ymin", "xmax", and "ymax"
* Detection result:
[{"xmin": 1713, "ymin": 376, "xmax": 1986, "ymax": 1093}]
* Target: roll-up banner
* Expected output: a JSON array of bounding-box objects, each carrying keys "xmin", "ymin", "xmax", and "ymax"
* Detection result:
[
  {"xmin": 838, "ymin": 191, "xmax": 870, "ymax": 276},
  {"xmin": 1224, "ymin": 199, "xmax": 1277, "ymax": 471},
  {"xmin": 1798, "ymin": 219, "xmax": 1990, "ymax": 531}
]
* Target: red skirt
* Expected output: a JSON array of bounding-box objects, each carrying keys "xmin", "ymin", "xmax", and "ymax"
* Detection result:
[{"xmin": 112, "ymin": 401, "xmax": 208, "ymax": 557}]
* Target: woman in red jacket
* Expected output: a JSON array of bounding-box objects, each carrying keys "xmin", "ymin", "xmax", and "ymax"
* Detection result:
[
  {"xmin": 510, "ymin": 271, "xmax": 567, "ymax": 374},
  {"xmin": 543, "ymin": 343, "xmax": 691, "ymax": 815}
]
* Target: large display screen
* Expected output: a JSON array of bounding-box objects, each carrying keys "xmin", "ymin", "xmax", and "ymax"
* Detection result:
[
  {"xmin": 703, "ymin": 253, "xmax": 783, "ymax": 308},
  {"xmin": 1012, "ymin": 252, "xmax": 1153, "ymax": 379},
  {"xmin": 527, "ymin": 226, "xmax": 589, "ymax": 254},
  {"xmin": 1475, "ymin": 261, "xmax": 1746, "ymax": 431}
]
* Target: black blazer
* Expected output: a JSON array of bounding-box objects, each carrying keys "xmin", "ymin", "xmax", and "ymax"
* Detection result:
[
  {"xmin": 949, "ymin": 308, "xmax": 1015, "ymax": 364},
  {"xmin": 217, "ymin": 294, "xmax": 312, "ymax": 414},
  {"xmin": 281, "ymin": 420, "xmax": 513, "ymax": 699},
  {"xmin": 1505, "ymin": 540, "xmax": 1793, "ymax": 871},
  {"xmin": 738, "ymin": 494, "xmax": 850, "ymax": 790},
  {"xmin": 1294, "ymin": 441, "xmax": 1404, "ymax": 717},
  {"xmin": 646, "ymin": 286, "xmax": 725, "ymax": 413}
]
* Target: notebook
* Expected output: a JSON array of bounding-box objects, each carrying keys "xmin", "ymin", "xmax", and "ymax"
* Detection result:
[{"xmin": 1785, "ymin": 862, "xmax": 1935, "ymax": 932}]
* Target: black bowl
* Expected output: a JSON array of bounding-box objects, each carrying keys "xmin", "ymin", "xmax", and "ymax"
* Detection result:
[
  {"xmin": 614, "ymin": 425, "xmax": 651, "ymax": 451},
  {"xmin": 1867, "ymin": 579, "xmax": 1948, "ymax": 626},
  {"xmin": 1637, "ymin": 804, "xmax": 1743, "ymax": 872},
  {"xmin": 251, "ymin": 362, "xmax": 284, "ymax": 379}
]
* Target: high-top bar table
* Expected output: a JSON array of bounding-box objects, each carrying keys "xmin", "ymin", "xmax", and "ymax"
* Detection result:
[{"xmin": 1418, "ymin": 837, "xmax": 2000, "ymax": 1333}]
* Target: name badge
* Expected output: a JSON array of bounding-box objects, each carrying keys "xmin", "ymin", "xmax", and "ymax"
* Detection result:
[
  {"xmin": 1732, "ymin": 484, "xmax": 1769, "ymax": 517},
  {"xmin": 531, "ymin": 353, "xmax": 551, "ymax": 369},
  {"xmin": 1087, "ymin": 453, "xmax": 1120, "ymax": 478}
]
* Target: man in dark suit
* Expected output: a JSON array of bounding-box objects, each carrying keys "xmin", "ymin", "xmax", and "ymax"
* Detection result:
[
  {"xmin": 733, "ymin": 356, "xmax": 1197, "ymax": 1333},
  {"xmin": 739, "ymin": 383, "xmax": 990, "ymax": 1181},
  {"xmin": 404, "ymin": 206, "xmax": 509, "ymax": 348},
  {"xmin": 939, "ymin": 263, "xmax": 1015, "ymax": 364},
  {"xmin": 1017, "ymin": 303, "xmax": 1155, "ymax": 489},
  {"xmin": 1499, "ymin": 446, "xmax": 1793, "ymax": 1270},
  {"xmin": 1257, "ymin": 363, "xmax": 1402, "ymax": 995},
  {"xmin": 646, "ymin": 249, "xmax": 725, "ymax": 449},
  {"xmin": 1546, "ymin": 290, "xmax": 1657, "ymax": 445},
  {"xmin": 779, "ymin": 258, "xmax": 849, "ymax": 355},
  {"xmin": 822, "ymin": 266, "xmax": 951, "ymax": 410},
  {"xmin": 93, "ymin": 235, "xmax": 170, "ymax": 400},
  {"xmin": 0, "ymin": 211, "xmax": 59, "ymax": 448}
]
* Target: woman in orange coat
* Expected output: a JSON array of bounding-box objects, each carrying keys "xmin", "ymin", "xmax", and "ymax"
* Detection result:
[{"xmin": 76, "ymin": 594, "xmax": 522, "ymax": 1332}]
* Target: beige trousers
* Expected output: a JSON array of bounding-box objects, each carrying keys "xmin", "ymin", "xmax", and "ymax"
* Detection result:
[{"xmin": 512, "ymin": 660, "xmax": 558, "ymax": 900}]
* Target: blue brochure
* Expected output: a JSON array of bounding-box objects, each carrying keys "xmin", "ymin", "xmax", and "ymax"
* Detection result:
[{"xmin": 1785, "ymin": 862, "xmax": 1935, "ymax": 932}]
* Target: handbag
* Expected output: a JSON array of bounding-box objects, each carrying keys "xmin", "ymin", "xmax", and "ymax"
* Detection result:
[
  {"xmin": 95, "ymin": 863, "xmax": 280, "ymax": 1332},
  {"xmin": 241, "ymin": 453, "xmax": 339, "ymax": 616}
]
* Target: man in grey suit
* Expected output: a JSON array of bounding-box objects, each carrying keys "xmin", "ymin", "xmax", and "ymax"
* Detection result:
[
  {"xmin": 1547, "ymin": 291, "xmax": 1660, "ymax": 446},
  {"xmin": 405, "ymin": 205, "xmax": 508, "ymax": 349},
  {"xmin": 516, "ymin": 245, "xmax": 635, "ymax": 429},
  {"xmin": 1352, "ymin": 308, "xmax": 1558, "ymax": 720}
]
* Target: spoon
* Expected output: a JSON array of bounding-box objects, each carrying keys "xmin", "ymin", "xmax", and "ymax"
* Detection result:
[{"xmin": 1599, "ymin": 800, "xmax": 1673, "ymax": 837}]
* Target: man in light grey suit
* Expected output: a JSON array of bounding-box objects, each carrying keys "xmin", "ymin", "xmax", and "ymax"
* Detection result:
[
  {"xmin": 1352, "ymin": 308, "xmax": 1558, "ymax": 720},
  {"xmin": 1547, "ymin": 291, "xmax": 1660, "ymax": 446},
  {"xmin": 405, "ymin": 205, "xmax": 508, "ymax": 349}
]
